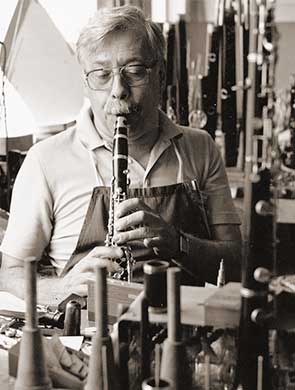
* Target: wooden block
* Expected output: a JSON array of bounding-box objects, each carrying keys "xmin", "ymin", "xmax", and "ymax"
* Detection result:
[
  {"xmin": 120, "ymin": 285, "xmax": 227, "ymax": 327},
  {"xmin": 87, "ymin": 279, "xmax": 143, "ymax": 323},
  {"xmin": 97, "ymin": 283, "xmax": 241, "ymax": 329},
  {"xmin": 277, "ymin": 199, "xmax": 295, "ymax": 224},
  {"xmin": 203, "ymin": 282, "xmax": 241, "ymax": 328}
]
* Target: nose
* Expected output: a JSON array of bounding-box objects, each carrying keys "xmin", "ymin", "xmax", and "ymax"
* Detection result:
[{"xmin": 111, "ymin": 73, "xmax": 129, "ymax": 100}]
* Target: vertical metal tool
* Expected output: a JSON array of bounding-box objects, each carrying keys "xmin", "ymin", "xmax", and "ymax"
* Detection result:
[
  {"xmin": 85, "ymin": 265, "xmax": 118, "ymax": 390},
  {"xmin": 160, "ymin": 267, "xmax": 192, "ymax": 390},
  {"xmin": 14, "ymin": 257, "xmax": 52, "ymax": 390}
]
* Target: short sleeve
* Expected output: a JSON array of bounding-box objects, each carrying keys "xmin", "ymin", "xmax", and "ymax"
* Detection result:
[
  {"xmin": 202, "ymin": 134, "xmax": 241, "ymax": 226},
  {"xmin": 0, "ymin": 147, "xmax": 53, "ymax": 261}
]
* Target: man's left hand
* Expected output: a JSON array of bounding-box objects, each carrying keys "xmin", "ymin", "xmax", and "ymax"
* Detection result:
[{"xmin": 113, "ymin": 198, "xmax": 179, "ymax": 259}]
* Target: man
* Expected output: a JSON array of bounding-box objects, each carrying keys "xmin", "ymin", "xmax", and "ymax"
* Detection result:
[{"xmin": 0, "ymin": 5, "xmax": 241, "ymax": 304}]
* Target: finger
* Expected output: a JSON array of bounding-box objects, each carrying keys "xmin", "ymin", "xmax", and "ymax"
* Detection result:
[
  {"xmin": 72, "ymin": 272, "xmax": 96, "ymax": 286},
  {"xmin": 88, "ymin": 246, "xmax": 124, "ymax": 259},
  {"xmin": 64, "ymin": 271, "xmax": 94, "ymax": 287},
  {"xmin": 115, "ymin": 211, "xmax": 140, "ymax": 231},
  {"xmin": 95, "ymin": 258, "xmax": 121, "ymax": 273},
  {"xmin": 76, "ymin": 257, "xmax": 121, "ymax": 273},
  {"xmin": 115, "ymin": 198, "xmax": 149, "ymax": 218},
  {"xmin": 71, "ymin": 285, "xmax": 88, "ymax": 297},
  {"xmin": 113, "ymin": 226, "xmax": 158, "ymax": 244},
  {"xmin": 74, "ymin": 247, "xmax": 123, "ymax": 272},
  {"xmin": 143, "ymin": 236, "xmax": 162, "ymax": 248},
  {"xmin": 64, "ymin": 272, "xmax": 94, "ymax": 296},
  {"xmin": 114, "ymin": 210, "xmax": 163, "ymax": 232}
]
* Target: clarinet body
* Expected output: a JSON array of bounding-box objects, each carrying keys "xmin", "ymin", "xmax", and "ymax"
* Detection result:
[
  {"xmin": 221, "ymin": 0, "xmax": 238, "ymax": 167},
  {"xmin": 106, "ymin": 115, "xmax": 134, "ymax": 282},
  {"xmin": 201, "ymin": 22, "xmax": 220, "ymax": 140},
  {"xmin": 234, "ymin": 1, "xmax": 274, "ymax": 389}
]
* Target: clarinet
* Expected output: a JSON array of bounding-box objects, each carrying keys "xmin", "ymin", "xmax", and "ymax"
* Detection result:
[
  {"xmin": 105, "ymin": 115, "xmax": 134, "ymax": 283},
  {"xmin": 175, "ymin": 16, "xmax": 189, "ymax": 126},
  {"xmin": 235, "ymin": 1, "xmax": 274, "ymax": 389},
  {"xmin": 221, "ymin": 0, "xmax": 238, "ymax": 167},
  {"xmin": 201, "ymin": 22, "xmax": 220, "ymax": 140}
]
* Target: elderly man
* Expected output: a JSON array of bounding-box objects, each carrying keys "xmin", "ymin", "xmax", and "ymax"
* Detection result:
[{"xmin": 0, "ymin": 5, "xmax": 241, "ymax": 303}]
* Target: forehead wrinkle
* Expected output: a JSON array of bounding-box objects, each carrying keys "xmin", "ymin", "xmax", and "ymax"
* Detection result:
[{"xmin": 89, "ymin": 32, "xmax": 149, "ymax": 66}]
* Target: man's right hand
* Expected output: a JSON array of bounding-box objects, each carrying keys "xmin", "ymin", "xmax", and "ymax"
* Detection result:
[
  {"xmin": 0, "ymin": 247, "xmax": 124, "ymax": 303},
  {"xmin": 61, "ymin": 246, "xmax": 124, "ymax": 296}
]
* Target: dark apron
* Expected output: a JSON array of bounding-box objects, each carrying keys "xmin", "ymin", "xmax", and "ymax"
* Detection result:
[{"xmin": 60, "ymin": 179, "xmax": 211, "ymax": 286}]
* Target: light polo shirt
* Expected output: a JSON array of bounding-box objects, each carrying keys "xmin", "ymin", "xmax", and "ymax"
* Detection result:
[{"xmin": 0, "ymin": 104, "xmax": 240, "ymax": 271}]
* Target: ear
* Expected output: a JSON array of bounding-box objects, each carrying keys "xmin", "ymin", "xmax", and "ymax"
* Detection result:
[{"xmin": 81, "ymin": 72, "xmax": 90, "ymax": 98}]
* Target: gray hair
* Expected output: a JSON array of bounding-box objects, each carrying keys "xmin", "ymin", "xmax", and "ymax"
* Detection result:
[{"xmin": 76, "ymin": 5, "xmax": 166, "ymax": 71}]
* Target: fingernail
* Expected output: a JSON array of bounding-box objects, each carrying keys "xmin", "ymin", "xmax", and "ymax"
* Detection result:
[
  {"xmin": 112, "ymin": 261, "xmax": 120, "ymax": 271},
  {"xmin": 113, "ymin": 234, "xmax": 121, "ymax": 243},
  {"xmin": 114, "ymin": 222, "xmax": 122, "ymax": 232}
]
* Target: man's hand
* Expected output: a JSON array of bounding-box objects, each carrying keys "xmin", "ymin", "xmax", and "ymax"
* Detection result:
[
  {"xmin": 113, "ymin": 198, "xmax": 179, "ymax": 259},
  {"xmin": 61, "ymin": 246, "xmax": 123, "ymax": 296},
  {"xmin": 1, "ymin": 248, "xmax": 123, "ymax": 304}
]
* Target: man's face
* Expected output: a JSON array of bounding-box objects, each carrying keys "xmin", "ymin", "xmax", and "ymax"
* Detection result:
[{"xmin": 81, "ymin": 30, "xmax": 162, "ymax": 141}]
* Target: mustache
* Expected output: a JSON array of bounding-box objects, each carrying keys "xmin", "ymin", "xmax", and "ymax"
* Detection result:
[{"xmin": 104, "ymin": 99, "xmax": 141, "ymax": 116}]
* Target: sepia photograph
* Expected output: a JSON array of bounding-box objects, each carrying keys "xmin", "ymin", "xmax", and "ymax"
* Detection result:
[{"xmin": 0, "ymin": 1, "xmax": 294, "ymax": 389}]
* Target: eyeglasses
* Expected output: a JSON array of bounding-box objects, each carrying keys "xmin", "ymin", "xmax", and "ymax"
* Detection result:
[{"xmin": 84, "ymin": 62, "xmax": 157, "ymax": 91}]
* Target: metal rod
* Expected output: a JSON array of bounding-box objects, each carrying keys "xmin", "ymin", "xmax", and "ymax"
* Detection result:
[
  {"xmin": 204, "ymin": 355, "xmax": 211, "ymax": 390},
  {"xmin": 24, "ymin": 256, "xmax": 38, "ymax": 329},
  {"xmin": 167, "ymin": 268, "xmax": 181, "ymax": 342},
  {"xmin": 257, "ymin": 355, "xmax": 263, "ymax": 390},
  {"xmin": 140, "ymin": 295, "xmax": 150, "ymax": 381},
  {"xmin": 155, "ymin": 343, "xmax": 161, "ymax": 388}
]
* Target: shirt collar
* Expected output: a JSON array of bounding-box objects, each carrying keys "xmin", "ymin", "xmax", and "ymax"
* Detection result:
[
  {"xmin": 76, "ymin": 100, "xmax": 183, "ymax": 151},
  {"xmin": 158, "ymin": 109, "xmax": 183, "ymax": 142}
]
